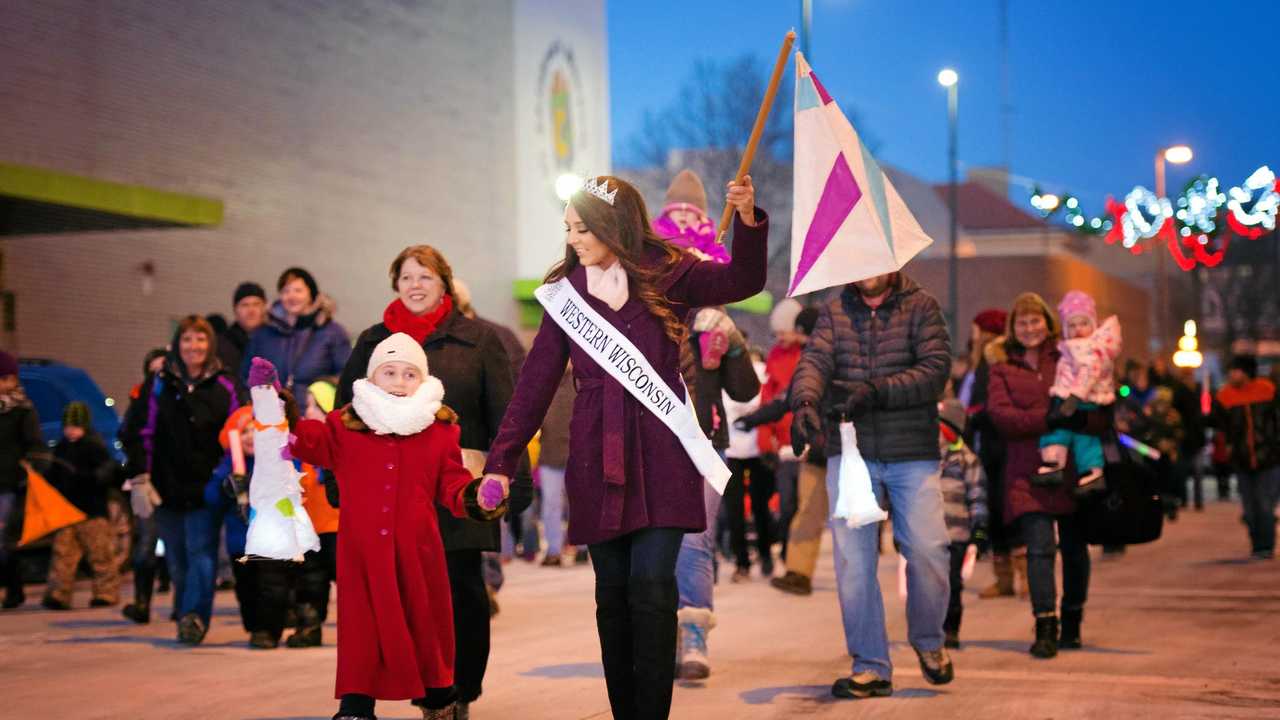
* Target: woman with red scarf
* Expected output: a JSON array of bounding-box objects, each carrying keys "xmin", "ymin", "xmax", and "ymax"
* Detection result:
[{"xmin": 336, "ymin": 246, "xmax": 530, "ymax": 719}]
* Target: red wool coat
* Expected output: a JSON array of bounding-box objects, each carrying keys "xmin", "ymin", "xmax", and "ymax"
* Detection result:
[{"xmin": 291, "ymin": 408, "xmax": 475, "ymax": 700}]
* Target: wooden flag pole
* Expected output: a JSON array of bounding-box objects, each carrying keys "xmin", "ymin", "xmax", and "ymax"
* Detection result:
[{"xmin": 718, "ymin": 29, "xmax": 797, "ymax": 241}]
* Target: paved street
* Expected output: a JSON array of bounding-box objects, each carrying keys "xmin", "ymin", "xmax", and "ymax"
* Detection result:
[{"xmin": 2, "ymin": 501, "xmax": 1278, "ymax": 719}]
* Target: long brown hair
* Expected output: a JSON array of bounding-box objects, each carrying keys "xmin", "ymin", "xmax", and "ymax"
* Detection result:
[{"xmin": 547, "ymin": 176, "xmax": 689, "ymax": 353}]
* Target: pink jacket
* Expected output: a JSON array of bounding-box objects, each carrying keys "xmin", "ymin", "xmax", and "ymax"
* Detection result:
[{"xmin": 1051, "ymin": 315, "xmax": 1122, "ymax": 404}]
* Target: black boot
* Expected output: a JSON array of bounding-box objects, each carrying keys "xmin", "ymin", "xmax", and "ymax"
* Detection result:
[
  {"xmin": 287, "ymin": 604, "xmax": 323, "ymax": 648},
  {"xmin": 629, "ymin": 580, "xmax": 678, "ymax": 720},
  {"xmin": 2, "ymin": 554, "xmax": 25, "ymax": 609},
  {"xmin": 594, "ymin": 583, "xmax": 635, "ymax": 720},
  {"xmin": 943, "ymin": 606, "xmax": 962, "ymax": 649},
  {"xmin": 1030, "ymin": 615, "xmax": 1059, "ymax": 659},
  {"xmin": 1059, "ymin": 608, "xmax": 1083, "ymax": 649},
  {"xmin": 121, "ymin": 566, "xmax": 154, "ymax": 624}
]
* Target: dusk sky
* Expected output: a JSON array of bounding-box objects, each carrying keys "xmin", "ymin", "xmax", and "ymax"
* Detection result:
[{"xmin": 607, "ymin": 0, "xmax": 1280, "ymax": 218}]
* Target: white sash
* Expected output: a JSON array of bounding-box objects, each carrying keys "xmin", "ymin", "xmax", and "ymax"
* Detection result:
[{"xmin": 535, "ymin": 278, "xmax": 732, "ymax": 494}]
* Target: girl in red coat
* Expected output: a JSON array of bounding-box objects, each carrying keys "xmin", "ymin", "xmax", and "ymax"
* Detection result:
[{"xmin": 286, "ymin": 334, "xmax": 508, "ymax": 720}]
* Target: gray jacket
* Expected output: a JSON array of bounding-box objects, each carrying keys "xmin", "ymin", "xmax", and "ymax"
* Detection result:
[{"xmin": 790, "ymin": 275, "xmax": 951, "ymax": 462}]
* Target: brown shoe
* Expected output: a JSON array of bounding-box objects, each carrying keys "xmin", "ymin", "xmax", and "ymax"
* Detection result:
[{"xmin": 978, "ymin": 553, "xmax": 1015, "ymax": 598}]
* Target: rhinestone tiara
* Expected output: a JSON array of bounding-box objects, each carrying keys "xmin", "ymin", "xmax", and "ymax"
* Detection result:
[{"xmin": 583, "ymin": 177, "xmax": 617, "ymax": 206}]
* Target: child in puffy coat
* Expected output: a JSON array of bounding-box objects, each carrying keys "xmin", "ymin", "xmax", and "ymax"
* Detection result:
[
  {"xmin": 938, "ymin": 399, "xmax": 988, "ymax": 649},
  {"xmin": 281, "ymin": 334, "xmax": 508, "ymax": 720},
  {"xmin": 1038, "ymin": 290, "xmax": 1122, "ymax": 492}
]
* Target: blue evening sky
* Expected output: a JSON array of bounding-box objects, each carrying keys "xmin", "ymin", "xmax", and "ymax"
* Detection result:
[{"xmin": 607, "ymin": 0, "xmax": 1280, "ymax": 216}]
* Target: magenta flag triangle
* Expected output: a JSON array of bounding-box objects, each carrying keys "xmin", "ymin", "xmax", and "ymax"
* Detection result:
[{"xmin": 789, "ymin": 153, "xmax": 861, "ymax": 294}]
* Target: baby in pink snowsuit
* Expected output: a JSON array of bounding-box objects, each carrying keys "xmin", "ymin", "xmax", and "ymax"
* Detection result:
[{"xmin": 1038, "ymin": 290, "xmax": 1122, "ymax": 490}]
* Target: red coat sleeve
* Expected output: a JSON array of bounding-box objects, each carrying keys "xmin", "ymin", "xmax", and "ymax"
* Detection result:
[
  {"xmin": 290, "ymin": 415, "xmax": 340, "ymax": 470},
  {"xmin": 435, "ymin": 423, "xmax": 474, "ymax": 518}
]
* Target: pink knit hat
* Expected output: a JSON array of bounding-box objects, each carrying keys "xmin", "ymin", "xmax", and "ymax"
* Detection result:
[{"xmin": 1057, "ymin": 290, "xmax": 1097, "ymax": 326}]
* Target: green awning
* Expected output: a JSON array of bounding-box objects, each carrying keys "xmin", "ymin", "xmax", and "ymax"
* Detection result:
[{"xmin": 0, "ymin": 162, "xmax": 223, "ymax": 235}]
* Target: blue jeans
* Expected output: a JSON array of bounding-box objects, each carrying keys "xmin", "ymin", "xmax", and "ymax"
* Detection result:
[
  {"xmin": 155, "ymin": 505, "xmax": 219, "ymax": 626},
  {"xmin": 1238, "ymin": 466, "xmax": 1280, "ymax": 554},
  {"xmin": 539, "ymin": 466, "xmax": 567, "ymax": 556},
  {"xmin": 676, "ymin": 479, "xmax": 722, "ymax": 610},
  {"xmin": 826, "ymin": 457, "xmax": 951, "ymax": 680}
]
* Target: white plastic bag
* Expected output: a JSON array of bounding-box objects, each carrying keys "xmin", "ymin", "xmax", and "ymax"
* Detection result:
[{"xmin": 832, "ymin": 422, "xmax": 889, "ymax": 528}]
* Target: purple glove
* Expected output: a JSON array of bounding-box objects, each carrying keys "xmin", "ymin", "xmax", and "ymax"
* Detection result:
[
  {"xmin": 248, "ymin": 357, "xmax": 280, "ymax": 389},
  {"xmin": 478, "ymin": 476, "xmax": 506, "ymax": 510}
]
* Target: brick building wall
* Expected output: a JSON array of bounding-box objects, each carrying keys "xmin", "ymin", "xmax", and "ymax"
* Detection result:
[{"xmin": 0, "ymin": 1, "xmax": 540, "ymax": 403}]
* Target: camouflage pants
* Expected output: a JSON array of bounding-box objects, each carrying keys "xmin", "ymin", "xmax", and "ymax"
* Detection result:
[{"xmin": 47, "ymin": 518, "xmax": 121, "ymax": 605}]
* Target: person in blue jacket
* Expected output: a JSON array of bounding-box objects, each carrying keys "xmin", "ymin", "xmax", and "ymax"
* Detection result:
[{"xmin": 242, "ymin": 267, "xmax": 351, "ymax": 392}]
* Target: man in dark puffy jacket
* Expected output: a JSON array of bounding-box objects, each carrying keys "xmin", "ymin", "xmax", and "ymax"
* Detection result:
[{"xmin": 789, "ymin": 272, "xmax": 953, "ymax": 699}]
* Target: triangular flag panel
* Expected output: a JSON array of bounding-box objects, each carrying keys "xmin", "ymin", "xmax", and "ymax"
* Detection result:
[
  {"xmin": 19, "ymin": 467, "xmax": 86, "ymax": 546},
  {"xmin": 789, "ymin": 52, "xmax": 934, "ymax": 296}
]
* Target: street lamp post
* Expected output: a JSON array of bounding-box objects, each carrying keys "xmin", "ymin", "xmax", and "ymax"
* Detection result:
[
  {"xmin": 938, "ymin": 69, "xmax": 959, "ymax": 334},
  {"xmin": 1154, "ymin": 144, "xmax": 1193, "ymax": 352}
]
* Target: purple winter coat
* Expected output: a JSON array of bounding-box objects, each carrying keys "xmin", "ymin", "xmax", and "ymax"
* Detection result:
[{"xmin": 485, "ymin": 211, "xmax": 768, "ymax": 545}]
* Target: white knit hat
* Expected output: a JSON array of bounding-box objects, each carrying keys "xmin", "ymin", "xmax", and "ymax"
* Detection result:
[
  {"xmin": 366, "ymin": 332, "xmax": 429, "ymax": 379},
  {"xmin": 770, "ymin": 298, "xmax": 803, "ymax": 333}
]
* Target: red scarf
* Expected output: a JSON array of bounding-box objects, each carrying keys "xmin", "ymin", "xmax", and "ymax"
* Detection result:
[{"xmin": 383, "ymin": 294, "xmax": 453, "ymax": 345}]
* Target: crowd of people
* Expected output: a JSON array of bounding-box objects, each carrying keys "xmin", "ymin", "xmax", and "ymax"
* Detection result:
[{"xmin": 0, "ymin": 168, "xmax": 1277, "ymax": 720}]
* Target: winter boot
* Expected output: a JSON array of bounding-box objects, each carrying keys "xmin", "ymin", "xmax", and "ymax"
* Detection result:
[
  {"xmin": 943, "ymin": 606, "xmax": 963, "ymax": 649},
  {"xmin": 594, "ymin": 583, "xmax": 635, "ymax": 718},
  {"xmin": 2, "ymin": 554, "xmax": 25, "ymax": 609},
  {"xmin": 177, "ymin": 612, "xmax": 207, "ymax": 646},
  {"xmin": 1012, "ymin": 551, "xmax": 1030, "ymax": 599},
  {"xmin": 629, "ymin": 580, "xmax": 678, "ymax": 717},
  {"xmin": 676, "ymin": 607, "xmax": 716, "ymax": 680},
  {"xmin": 249, "ymin": 630, "xmax": 280, "ymax": 649},
  {"xmin": 286, "ymin": 604, "xmax": 323, "ymax": 648},
  {"xmin": 914, "ymin": 646, "xmax": 955, "ymax": 685},
  {"xmin": 1059, "ymin": 608, "xmax": 1083, "ymax": 649},
  {"xmin": 1030, "ymin": 615, "xmax": 1059, "ymax": 659},
  {"xmin": 978, "ymin": 553, "xmax": 1015, "ymax": 599},
  {"xmin": 420, "ymin": 703, "xmax": 456, "ymax": 720},
  {"xmin": 769, "ymin": 571, "xmax": 813, "ymax": 596},
  {"xmin": 121, "ymin": 566, "xmax": 154, "ymax": 623}
]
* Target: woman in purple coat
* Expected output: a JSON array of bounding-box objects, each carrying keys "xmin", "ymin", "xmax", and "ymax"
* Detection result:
[{"xmin": 482, "ymin": 175, "xmax": 767, "ymax": 720}]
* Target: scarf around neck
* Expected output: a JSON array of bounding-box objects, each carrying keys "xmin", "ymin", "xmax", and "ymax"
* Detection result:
[
  {"xmin": 351, "ymin": 375, "xmax": 445, "ymax": 436},
  {"xmin": 585, "ymin": 261, "xmax": 629, "ymax": 311},
  {"xmin": 384, "ymin": 294, "xmax": 453, "ymax": 345}
]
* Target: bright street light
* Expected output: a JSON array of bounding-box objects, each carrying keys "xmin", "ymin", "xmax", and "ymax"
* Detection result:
[
  {"xmin": 937, "ymin": 68, "xmax": 958, "ymax": 88},
  {"xmin": 1164, "ymin": 145, "xmax": 1193, "ymax": 165},
  {"xmin": 1039, "ymin": 193, "xmax": 1060, "ymax": 212},
  {"xmin": 554, "ymin": 172, "xmax": 583, "ymax": 202}
]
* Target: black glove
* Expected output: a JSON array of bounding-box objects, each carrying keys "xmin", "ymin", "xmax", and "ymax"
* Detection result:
[
  {"xmin": 841, "ymin": 381, "xmax": 878, "ymax": 420},
  {"xmin": 791, "ymin": 403, "xmax": 823, "ymax": 457},
  {"xmin": 1046, "ymin": 399, "xmax": 1088, "ymax": 431},
  {"xmin": 971, "ymin": 526, "xmax": 991, "ymax": 557},
  {"xmin": 223, "ymin": 473, "xmax": 250, "ymax": 521}
]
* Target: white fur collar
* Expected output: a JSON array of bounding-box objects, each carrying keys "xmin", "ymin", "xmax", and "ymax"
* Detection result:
[{"xmin": 351, "ymin": 376, "xmax": 445, "ymax": 436}]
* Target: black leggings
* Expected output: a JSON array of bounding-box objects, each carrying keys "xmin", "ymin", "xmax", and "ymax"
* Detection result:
[
  {"xmin": 724, "ymin": 458, "xmax": 776, "ymax": 569},
  {"xmin": 1019, "ymin": 512, "xmax": 1090, "ymax": 616},
  {"xmin": 446, "ymin": 549, "xmax": 489, "ymax": 704},
  {"xmin": 229, "ymin": 558, "xmax": 293, "ymax": 638},
  {"xmin": 295, "ymin": 532, "xmax": 337, "ymax": 624}
]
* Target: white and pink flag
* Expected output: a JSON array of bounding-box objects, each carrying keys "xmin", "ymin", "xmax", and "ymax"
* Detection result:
[{"xmin": 789, "ymin": 52, "xmax": 934, "ymax": 296}]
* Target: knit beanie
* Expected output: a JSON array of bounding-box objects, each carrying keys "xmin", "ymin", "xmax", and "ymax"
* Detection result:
[
  {"xmin": 770, "ymin": 298, "xmax": 803, "ymax": 333},
  {"xmin": 938, "ymin": 398, "xmax": 966, "ymax": 436},
  {"xmin": 233, "ymin": 281, "xmax": 266, "ymax": 306},
  {"xmin": 278, "ymin": 267, "xmax": 319, "ymax": 301},
  {"xmin": 308, "ymin": 380, "xmax": 337, "ymax": 414},
  {"xmin": 366, "ymin": 332, "xmax": 429, "ymax": 379},
  {"xmin": 63, "ymin": 401, "xmax": 91, "ymax": 430},
  {"xmin": 972, "ymin": 308, "xmax": 1008, "ymax": 336},
  {"xmin": 663, "ymin": 169, "xmax": 708, "ymax": 213},
  {"xmin": 0, "ymin": 350, "xmax": 16, "ymax": 378},
  {"xmin": 1057, "ymin": 290, "xmax": 1097, "ymax": 326}
]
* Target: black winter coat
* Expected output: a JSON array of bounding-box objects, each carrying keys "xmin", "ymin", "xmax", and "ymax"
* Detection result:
[
  {"xmin": 0, "ymin": 399, "xmax": 46, "ymax": 494},
  {"xmin": 690, "ymin": 344, "xmax": 761, "ymax": 451},
  {"xmin": 790, "ymin": 275, "xmax": 951, "ymax": 462},
  {"xmin": 338, "ymin": 309, "xmax": 532, "ymax": 552},
  {"xmin": 48, "ymin": 435, "xmax": 116, "ymax": 518},
  {"xmin": 120, "ymin": 360, "xmax": 244, "ymax": 511}
]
